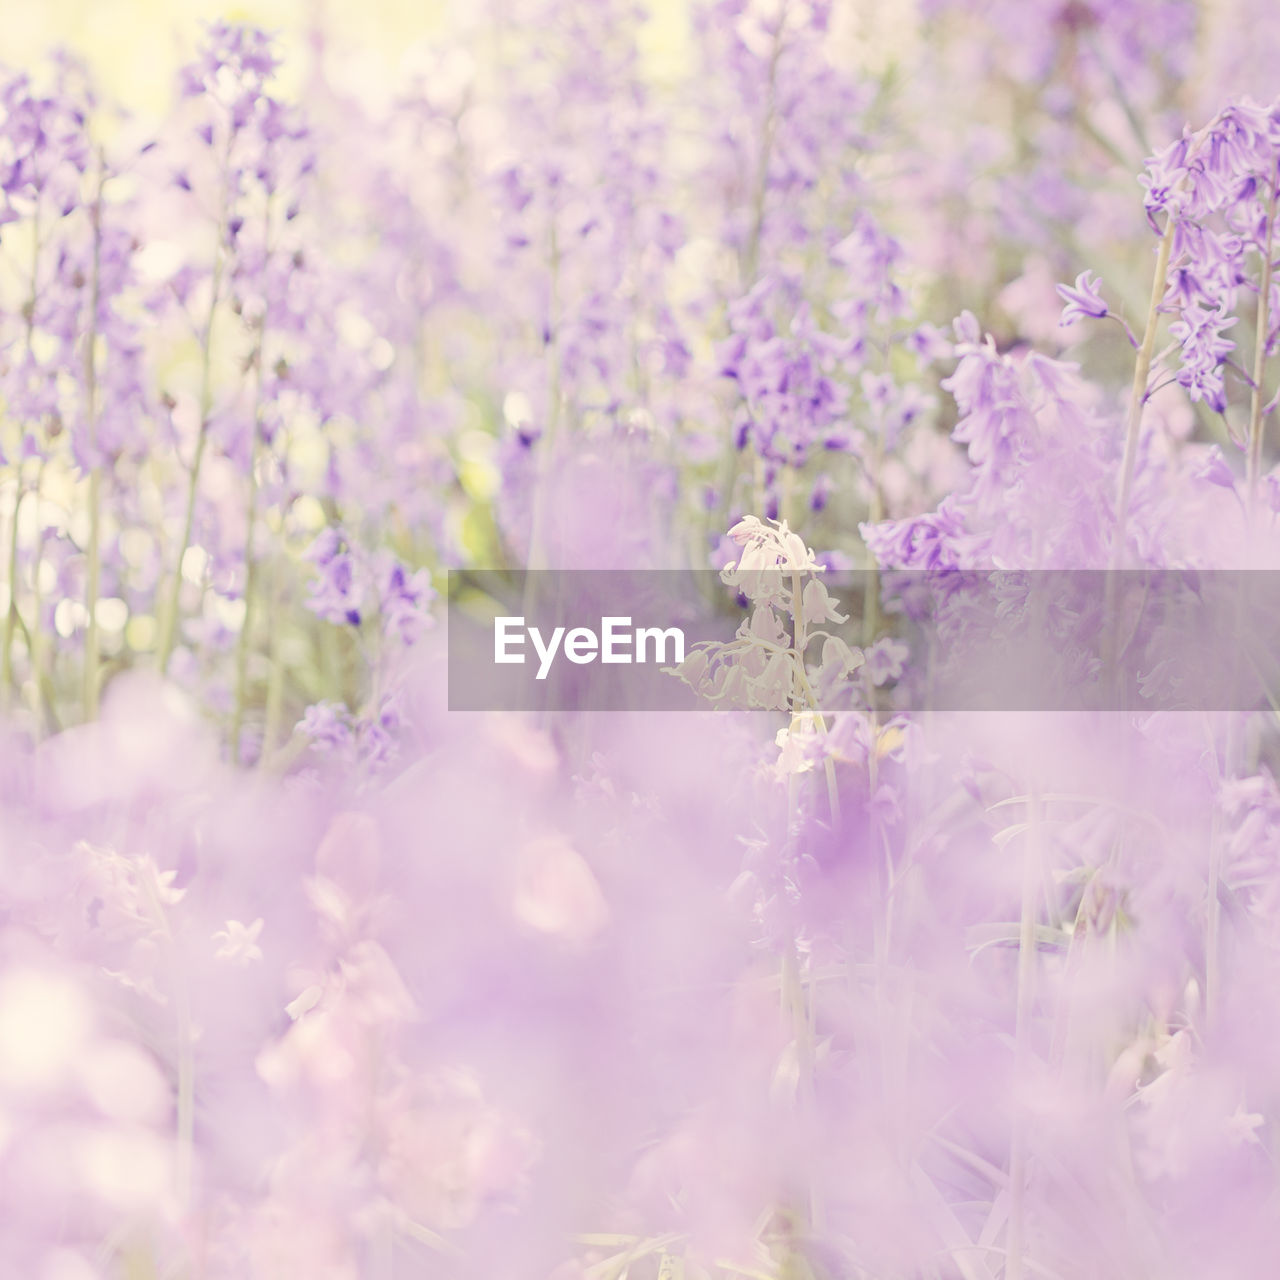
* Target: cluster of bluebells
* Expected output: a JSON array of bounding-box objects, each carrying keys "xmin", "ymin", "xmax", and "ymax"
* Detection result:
[
  {"xmin": 717, "ymin": 213, "xmax": 938, "ymax": 531},
  {"xmin": 0, "ymin": 57, "xmax": 93, "ymax": 454},
  {"xmin": 8, "ymin": 5, "xmax": 1280, "ymax": 1280},
  {"xmin": 304, "ymin": 526, "xmax": 435, "ymax": 642},
  {"xmin": 299, "ymin": 526, "xmax": 434, "ymax": 767},
  {"xmin": 1141, "ymin": 99, "xmax": 1280, "ymax": 416},
  {"xmin": 690, "ymin": 0, "xmax": 874, "ymax": 275},
  {"xmin": 720, "ymin": 281, "xmax": 852, "ymax": 474},
  {"xmin": 863, "ymin": 312, "xmax": 1121, "ymax": 569}
]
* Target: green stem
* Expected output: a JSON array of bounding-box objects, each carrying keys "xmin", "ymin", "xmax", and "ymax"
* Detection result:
[
  {"xmin": 786, "ymin": 564, "xmax": 823, "ymax": 1234},
  {"xmin": 779, "ymin": 938, "xmax": 818, "ymax": 1233},
  {"xmin": 259, "ymin": 562, "xmax": 286, "ymax": 769},
  {"xmin": 862, "ymin": 436, "xmax": 883, "ymax": 648},
  {"xmin": 29, "ymin": 460, "xmax": 48, "ymax": 732},
  {"xmin": 1205, "ymin": 192, "xmax": 1278, "ymax": 1021},
  {"xmin": 23, "ymin": 214, "xmax": 49, "ymax": 729},
  {"xmin": 84, "ymin": 152, "xmax": 106, "ymax": 720},
  {"xmin": 230, "ymin": 202, "xmax": 274, "ymax": 765},
  {"xmin": 1246, "ymin": 188, "xmax": 1277, "ymax": 511},
  {"xmin": 1103, "ymin": 216, "xmax": 1176, "ymax": 702},
  {"xmin": 229, "ymin": 468, "xmax": 260, "ymax": 765},
  {"xmin": 1112, "ymin": 215, "xmax": 1175, "ymax": 570},
  {"xmin": 788, "ymin": 566, "xmax": 840, "ymax": 821},
  {"xmin": 525, "ymin": 218, "xmax": 561, "ymax": 576},
  {"xmin": 788, "ymin": 655, "xmax": 840, "ymax": 824},
  {"xmin": 2, "ymin": 205, "xmax": 44, "ymax": 714},
  {"xmin": 778, "ymin": 464, "xmax": 794, "ymax": 526},
  {"xmin": 156, "ymin": 148, "xmax": 232, "ymax": 675},
  {"xmin": 157, "ymin": 424, "xmax": 208, "ymax": 674},
  {"xmin": 1, "ymin": 482, "xmax": 22, "ymax": 713}
]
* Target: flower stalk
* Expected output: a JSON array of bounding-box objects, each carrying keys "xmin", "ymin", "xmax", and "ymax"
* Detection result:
[
  {"xmin": 156, "ymin": 139, "xmax": 233, "ymax": 676},
  {"xmin": 230, "ymin": 199, "xmax": 274, "ymax": 765},
  {"xmin": 1112, "ymin": 214, "xmax": 1175, "ymax": 569},
  {"xmin": 0, "ymin": 484, "xmax": 22, "ymax": 713},
  {"xmin": 1246, "ymin": 188, "xmax": 1278, "ymax": 511},
  {"xmin": 83, "ymin": 151, "xmax": 106, "ymax": 721},
  {"xmin": 2, "ymin": 208, "xmax": 44, "ymax": 714}
]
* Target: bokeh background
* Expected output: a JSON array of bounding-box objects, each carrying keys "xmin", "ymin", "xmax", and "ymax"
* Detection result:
[{"xmin": 5, "ymin": 3, "xmax": 1280, "ymax": 1278}]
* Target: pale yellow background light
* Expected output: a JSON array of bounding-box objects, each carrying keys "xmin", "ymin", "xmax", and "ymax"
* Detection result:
[
  {"xmin": 0, "ymin": 0, "xmax": 919, "ymax": 122},
  {"xmin": 0, "ymin": 0, "xmax": 455, "ymax": 120}
]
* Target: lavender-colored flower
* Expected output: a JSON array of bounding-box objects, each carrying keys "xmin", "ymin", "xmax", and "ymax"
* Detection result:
[
  {"xmin": 304, "ymin": 528, "xmax": 364, "ymax": 626},
  {"xmin": 6, "ymin": 10, "xmax": 1280, "ymax": 1280},
  {"xmin": 1056, "ymin": 269, "xmax": 1110, "ymax": 324},
  {"xmin": 299, "ymin": 700, "xmax": 354, "ymax": 751},
  {"xmin": 1169, "ymin": 300, "xmax": 1237, "ymax": 412}
]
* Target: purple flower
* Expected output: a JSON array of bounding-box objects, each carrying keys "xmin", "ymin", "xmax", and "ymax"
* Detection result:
[
  {"xmin": 1169, "ymin": 301, "xmax": 1237, "ymax": 412},
  {"xmin": 298, "ymin": 700, "xmax": 353, "ymax": 750},
  {"xmin": 304, "ymin": 528, "xmax": 364, "ymax": 626},
  {"xmin": 372, "ymin": 552, "xmax": 436, "ymax": 647},
  {"xmin": 864, "ymin": 636, "xmax": 909, "ymax": 685},
  {"xmin": 1056, "ymin": 269, "xmax": 1109, "ymax": 324},
  {"xmin": 1193, "ymin": 445, "xmax": 1237, "ymax": 489}
]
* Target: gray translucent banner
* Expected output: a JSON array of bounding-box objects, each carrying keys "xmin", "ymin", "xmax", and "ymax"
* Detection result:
[{"xmin": 446, "ymin": 570, "xmax": 1280, "ymax": 713}]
